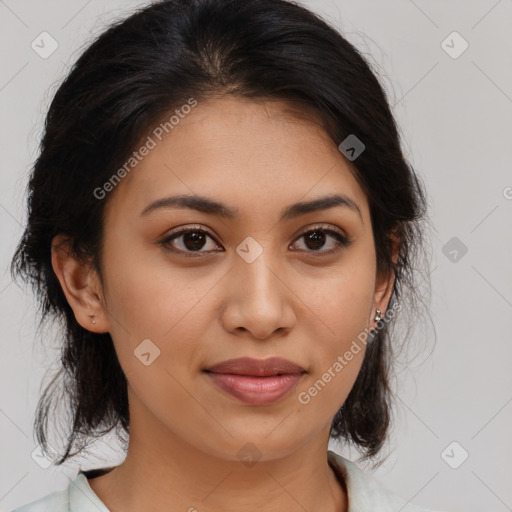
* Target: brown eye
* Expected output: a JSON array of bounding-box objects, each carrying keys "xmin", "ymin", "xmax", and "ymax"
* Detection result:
[
  {"xmin": 291, "ymin": 226, "xmax": 351, "ymax": 255},
  {"xmin": 304, "ymin": 230, "xmax": 327, "ymax": 250},
  {"xmin": 159, "ymin": 227, "xmax": 222, "ymax": 257},
  {"xmin": 180, "ymin": 231, "xmax": 209, "ymax": 251}
]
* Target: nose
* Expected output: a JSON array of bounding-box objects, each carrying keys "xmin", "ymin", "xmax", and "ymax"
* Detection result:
[{"xmin": 220, "ymin": 249, "xmax": 296, "ymax": 340}]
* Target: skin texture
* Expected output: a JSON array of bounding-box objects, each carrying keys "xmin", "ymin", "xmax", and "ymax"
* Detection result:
[{"xmin": 52, "ymin": 96, "xmax": 397, "ymax": 512}]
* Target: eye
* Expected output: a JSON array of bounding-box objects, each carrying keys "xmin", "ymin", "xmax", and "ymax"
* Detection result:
[
  {"xmin": 158, "ymin": 224, "xmax": 351, "ymax": 258},
  {"xmin": 290, "ymin": 225, "xmax": 351, "ymax": 255},
  {"xmin": 158, "ymin": 225, "xmax": 223, "ymax": 258}
]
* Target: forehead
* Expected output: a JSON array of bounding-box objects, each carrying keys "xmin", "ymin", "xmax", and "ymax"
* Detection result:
[{"xmin": 105, "ymin": 96, "xmax": 370, "ymax": 224}]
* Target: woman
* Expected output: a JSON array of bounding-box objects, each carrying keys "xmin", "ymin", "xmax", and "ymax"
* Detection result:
[{"xmin": 11, "ymin": 0, "xmax": 438, "ymax": 510}]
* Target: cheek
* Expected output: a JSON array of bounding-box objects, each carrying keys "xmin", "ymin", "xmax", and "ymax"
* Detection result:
[
  {"xmin": 100, "ymin": 247, "xmax": 238, "ymax": 417},
  {"xmin": 296, "ymin": 250, "xmax": 376, "ymax": 413},
  {"xmin": 101, "ymin": 234, "xmax": 219, "ymax": 337},
  {"xmin": 100, "ymin": 254, "xmax": 212, "ymax": 423},
  {"xmin": 304, "ymin": 244, "xmax": 376, "ymax": 339}
]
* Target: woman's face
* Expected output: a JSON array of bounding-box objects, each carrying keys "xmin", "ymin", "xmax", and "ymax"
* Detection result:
[{"xmin": 89, "ymin": 96, "xmax": 393, "ymax": 461}]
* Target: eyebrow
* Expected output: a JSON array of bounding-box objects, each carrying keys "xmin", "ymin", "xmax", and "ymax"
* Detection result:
[{"xmin": 140, "ymin": 193, "xmax": 362, "ymax": 222}]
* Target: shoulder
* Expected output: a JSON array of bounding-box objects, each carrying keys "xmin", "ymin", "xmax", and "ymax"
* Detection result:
[
  {"xmin": 10, "ymin": 488, "xmax": 69, "ymax": 512},
  {"xmin": 327, "ymin": 450, "xmax": 443, "ymax": 512},
  {"xmin": 10, "ymin": 471, "xmax": 110, "ymax": 512}
]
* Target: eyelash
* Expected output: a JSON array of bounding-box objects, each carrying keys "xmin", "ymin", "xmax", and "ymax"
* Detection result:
[{"xmin": 158, "ymin": 224, "xmax": 351, "ymax": 258}]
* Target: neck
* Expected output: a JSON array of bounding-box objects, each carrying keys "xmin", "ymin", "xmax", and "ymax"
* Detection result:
[{"xmin": 87, "ymin": 394, "xmax": 347, "ymax": 512}]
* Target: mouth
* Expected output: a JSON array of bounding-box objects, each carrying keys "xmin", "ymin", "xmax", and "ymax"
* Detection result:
[
  {"xmin": 204, "ymin": 356, "xmax": 306, "ymax": 376},
  {"xmin": 203, "ymin": 357, "xmax": 306, "ymax": 405}
]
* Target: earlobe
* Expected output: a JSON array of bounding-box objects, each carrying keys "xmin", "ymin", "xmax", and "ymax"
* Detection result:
[
  {"xmin": 371, "ymin": 232, "xmax": 400, "ymax": 327},
  {"xmin": 51, "ymin": 234, "xmax": 109, "ymax": 333},
  {"xmin": 372, "ymin": 271, "xmax": 395, "ymax": 327}
]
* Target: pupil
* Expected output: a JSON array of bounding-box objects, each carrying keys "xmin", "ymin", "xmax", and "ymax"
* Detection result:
[
  {"xmin": 184, "ymin": 232, "xmax": 206, "ymax": 251},
  {"xmin": 306, "ymin": 230, "xmax": 325, "ymax": 250}
]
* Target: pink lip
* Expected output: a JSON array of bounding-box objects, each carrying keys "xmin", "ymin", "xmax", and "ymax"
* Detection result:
[
  {"xmin": 206, "ymin": 373, "xmax": 304, "ymax": 405},
  {"xmin": 204, "ymin": 357, "xmax": 306, "ymax": 405},
  {"xmin": 205, "ymin": 357, "xmax": 306, "ymax": 376}
]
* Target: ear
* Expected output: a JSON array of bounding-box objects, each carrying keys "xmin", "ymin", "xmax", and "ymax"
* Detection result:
[
  {"xmin": 51, "ymin": 234, "xmax": 110, "ymax": 333},
  {"xmin": 371, "ymin": 232, "xmax": 400, "ymax": 328}
]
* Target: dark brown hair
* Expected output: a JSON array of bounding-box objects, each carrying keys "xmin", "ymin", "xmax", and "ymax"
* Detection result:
[{"xmin": 11, "ymin": 0, "xmax": 429, "ymax": 465}]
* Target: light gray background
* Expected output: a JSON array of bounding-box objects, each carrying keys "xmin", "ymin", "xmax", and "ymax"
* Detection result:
[{"xmin": 1, "ymin": 1, "xmax": 511, "ymax": 511}]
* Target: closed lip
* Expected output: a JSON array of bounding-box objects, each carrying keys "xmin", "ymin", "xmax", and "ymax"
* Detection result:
[{"xmin": 204, "ymin": 357, "xmax": 306, "ymax": 376}]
